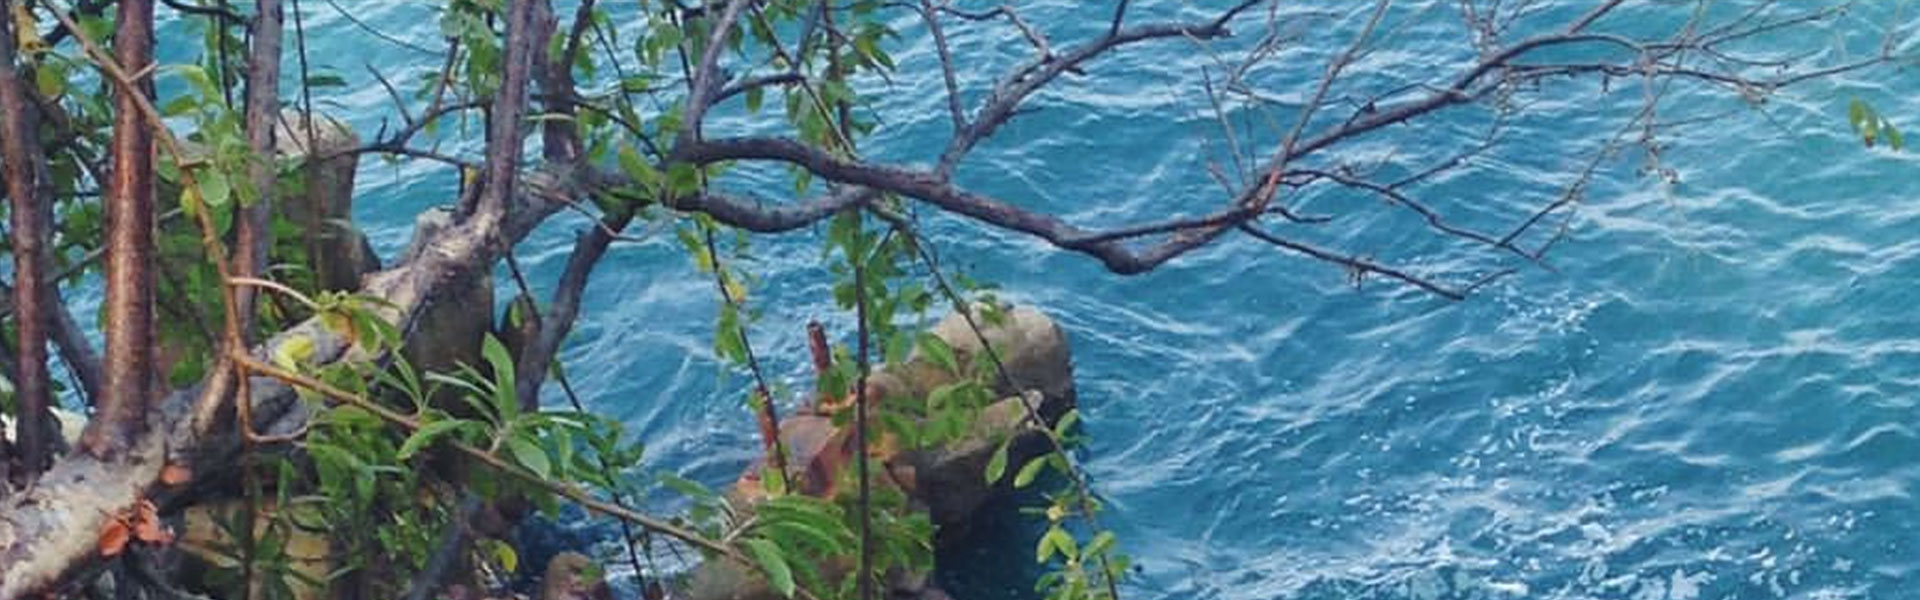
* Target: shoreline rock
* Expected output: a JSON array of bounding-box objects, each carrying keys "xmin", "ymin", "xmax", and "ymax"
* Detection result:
[{"xmin": 679, "ymin": 304, "xmax": 1076, "ymax": 600}]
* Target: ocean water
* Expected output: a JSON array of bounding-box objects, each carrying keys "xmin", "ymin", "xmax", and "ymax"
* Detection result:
[{"xmin": 149, "ymin": 1, "xmax": 1920, "ymax": 598}]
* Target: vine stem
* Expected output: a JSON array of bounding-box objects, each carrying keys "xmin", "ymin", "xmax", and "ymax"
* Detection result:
[
  {"xmin": 700, "ymin": 223, "xmax": 789, "ymax": 477},
  {"xmin": 851, "ymin": 211, "xmax": 874, "ymax": 600}
]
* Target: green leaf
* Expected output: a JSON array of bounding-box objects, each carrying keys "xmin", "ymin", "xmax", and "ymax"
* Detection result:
[
  {"xmin": 916, "ymin": 333, "xmax": 959, "ymax": 374},
  {"xmin": 1052, "ymin": 409, "xmax": 1081, "ymax": 439},
  {"xmin": 34, "ymin": 63, "xmax": 65, "ymax": 98},
  {"xmin": 1036, "ymin": 526, "xmax": 1059, "ymax": 563},
  {"xmin": 763, "ymin": 521, "xmax": 843, "ymax": 555},
  {"xmin": 482, "ymin": 538, "xmax": 519, "ymax": 573},
  {"xmin": 508, "ymin": 435, "xmax": 551, "ymax": 479},
  {"xmin": 659, "ymin": 472, "xmax": 717, "ymax": 501},
  {"xmin": 758, "ymin": 496, "xmax": 850, "ymax": 541},
  {"xmin": 716, "ymin": 303, "xmax": 746, "ymax": 364},
  {"xmin": 927, "ymin": 382, "xmax": 956, "ymax": 411},
  {"xmin": 398, "ymin": 419, "xmax": 467, "ymax": 460},
  {"xmin": 741, "ymin": 538, "xmax": 796, "ymax": 598},
  {"xmin": 272, "ymin": 335, "xmax": 317, "ymax": 370},
  {"xmin": 173, "ymin": 64, "xmax": 222, "ymax": 103},
  {"xmin": 1045, "ymin": 527, "xmax": 1078, "ymax": 561},
  {"xmin": 745, "ymin": 85, "xmax": 765, "ymax": 113},
  {"xmin": 197, "ymin": 168, "xmax": 232, "ymax": 208},
  {"xmin": 481, "ymin": 334, "xmax": 519, "ymax": 419},
  {"xmin": 1013, "ymin": 454, "xmax": 1047, "ymax": 489},
  {"xmin": 79, "ymin": 15, "xmax": 112, "ymax": 41},
  {"xmin": 618, "ymin": 143, "xmax": 659, "ymax": 191},
  {"xmin": 160, "ymin": 95, "xmax": 200, "ymax": 118},
  {"xmin": 423, "ymin": 371, "xmax": 501, "ymax": 425},
  {"xmin": 762, "ymin": 464, "xmax": 788, "ymax": 496},
  {"xmin": 884, "ymin": 331, "xmax": 912, "ymax": 366},
  {"xmin": 984, "ymin": 437, "xmax": 1010, "ymax": 484},
  {"xmin": 1084, "ymin": 531, "xmax": 1117, "ymax": 558},
  {"xmin": 306, "ymin": 73, "xmax": 349, "ymax": 88}
]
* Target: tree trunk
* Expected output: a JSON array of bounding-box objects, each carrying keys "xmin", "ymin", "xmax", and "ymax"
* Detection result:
[
  {"xmin": 83, "ymin": 0, "xmax": 157, "ymax": 458},
  {"xmin": 0, "ymin": 0, "xmax": 57, "ymax": 475},
  {"xmin": 235, "ymin": 0, "xmax": 281, "ymax": 340}
]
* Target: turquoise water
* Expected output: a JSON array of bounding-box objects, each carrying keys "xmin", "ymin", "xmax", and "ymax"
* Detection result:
[{"xmin": 162, "ymin": 1, "xmax": 1920, "ymax": 598}]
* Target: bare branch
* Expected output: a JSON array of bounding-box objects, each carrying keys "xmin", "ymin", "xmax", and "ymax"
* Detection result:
[
  {"xmin": 935, "ymin": 6, "xmax": 1250, "ymax": 174},
  {"xmin": 917, "ymin": 1, "xmax": 966, "ymax": 133},
  {"xmin": 713, "ymin": 71, "xmax": 806, "ymax": 104},
  {"xmin": 318, "ymin": 0, "xmax": 442, "ymax": 55},
  {"xmin": 1238, "ymin": 223, "xmax": 1466, "ymax": 299},
  {"xmin": 510, "ymin": 218, "xmax": 621, "ymax": 404},
  {"xmin": 676, "ymin": 0, "xmax": 753, "ymax": 150},
  {"xmin": 686, "ymin": 136, "xmax": 1254, "ymax": 273},
  {"xmin": 1291, "ymin": 168, "xmax": 1525, "ymax": 260}
]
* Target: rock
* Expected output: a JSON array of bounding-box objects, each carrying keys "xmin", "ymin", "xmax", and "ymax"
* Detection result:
[
  {"xmin": 923, "ymin": 304, "xmax": 1075, "ymax": 415},
  {"xmin": 540, "ymin": 552, "xmax": 611, "ymax": 600},
  {"xmin": 904, "ymin": 303, "xmax": 1076, "ymax": 527},
  {"xmin": 178, "ymin": 499, "xmax": 334, "ymax": 600},
  {"xmin": 274, "ymin": 110, "xmax": 379, "ymax": 292},
  {"xmin": 902, "ymin": 392, "xmax": 1054, "ymax": 528},
  {"xmin": 679, "ymin": 303, "xmax": 1073, "ymax": 600}
]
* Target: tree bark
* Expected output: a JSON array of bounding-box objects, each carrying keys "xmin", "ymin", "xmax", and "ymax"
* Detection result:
[
  {"xmin": 0, "ymin": 0, "xmax": 58, "ymax": 475},
  {"xmin": 83, "ymin": 0, "xmax": 157, "ymax": 458},
  {"xmin": 464, "ymin": 0, "xmax": 538, "ymax": 219},
  {"xmin": 235, "ymin": 0, "xmax": 282, "ymax": 340}
]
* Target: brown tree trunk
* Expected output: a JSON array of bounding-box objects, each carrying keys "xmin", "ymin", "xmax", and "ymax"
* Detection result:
[
  {"xmin": 82, "ymin": 0, "xmax": 157, "ymax": 458},
  {"xmin": 235, "ymin": 0, "xmax": 282, "ymax": 340},
  {"xmin": 0, "ymin": 0, "xmax": 58, "ymax": 475}
]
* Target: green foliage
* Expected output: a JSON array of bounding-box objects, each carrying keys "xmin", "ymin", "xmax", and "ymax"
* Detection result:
[{"xmin": 1848, "ymin": 98, "xmax": 1904, "ymax": 151}]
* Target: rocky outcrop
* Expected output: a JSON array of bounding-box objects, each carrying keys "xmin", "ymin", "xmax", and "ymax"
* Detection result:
[
  {"xmin": 906, "ymin": 305, "xmax": 1075, "ymax": 527},
  {"xmin": 680, "ymin": 303, "xmax": 1076, "ymax": 600},
  {"xmin": 273, "ymin": 110, "xmax": 379, "ymax": 292}
]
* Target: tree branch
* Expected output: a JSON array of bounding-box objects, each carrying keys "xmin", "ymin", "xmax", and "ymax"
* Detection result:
[
  {"xmin": 675, "ymin": 0, "xmax": 752, "ymax": 150},
  {"xmin": 683, "ymin": 136, "xmax": 1247, "ymax": 274},
  {"xmin": 935, "ymin": 4, "xmax": 1256, "ymax": 174},
  {"xmin": 509, "ymin": 217, "xmax": 621, "ymax": 405},
  {"xmin": 466, "ymin": 0, "xmax": 542, "ymax": 219}
]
